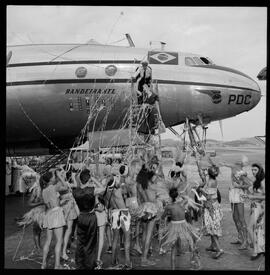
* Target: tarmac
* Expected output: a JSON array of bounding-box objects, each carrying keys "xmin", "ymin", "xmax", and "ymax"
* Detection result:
[
  {"xmin": 4, "ymin": 182, "xmax": 265, "ymax": 270},
  {"xmin": 4, "ymin": 147, "xmax": 266, "ymax": 270}
]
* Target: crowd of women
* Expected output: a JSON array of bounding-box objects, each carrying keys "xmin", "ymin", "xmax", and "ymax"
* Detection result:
[{"xmin": 14, "ymin": 150, "xmax": 265, "ymax": 270}]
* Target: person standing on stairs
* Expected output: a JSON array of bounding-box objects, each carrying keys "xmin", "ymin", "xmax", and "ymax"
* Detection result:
[{"xmin": 133, "ymin": 60, "xmax": 152, "ymax": 105}]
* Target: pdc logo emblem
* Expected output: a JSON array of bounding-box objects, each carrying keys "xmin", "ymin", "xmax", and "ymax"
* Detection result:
[
  {"xmin": 75, "ymin": 67, "xmax": 87, "ymax": 78},
  {"xmin": 196, "ymin": 90, "xmax": 222, "ymax": 104},
  {"xmin": 211, "ymin": 91, "xmax": 222, "ymax": 104}
]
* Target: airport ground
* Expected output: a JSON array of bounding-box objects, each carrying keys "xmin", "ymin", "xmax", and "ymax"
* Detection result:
[{"xmin": 4, "ymin": 147, "xmax": 265, "ymax": 270}]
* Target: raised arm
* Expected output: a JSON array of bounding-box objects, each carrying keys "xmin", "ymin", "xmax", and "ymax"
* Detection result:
[
  {"xmin": 55, "ymin": 181, "xmax": 69, "ymax": 193},
  {"xmin": 161, "ymin": 205, "xmax": 169, "ymax": 220},
  {"xmin": 28, "ymin": 189, "xmax": 43, "ymax": 207},
  {"xmin": 91, "ymin": 176, "xmax": 101, "ymax": 186},
  {"xmin": 94, "ymin": 187, "xmax": 106, "ymax": 196},
  {"xmin": 195, "ymin": 155, "xmax": 206, "ymax": 186},
  {"xmin": 55, "ymin": 171, "xmax": 70, "ymax": 192},
  {"xmin": 133, "ymin": 67, "xmax": 141, "ymax": 82},
  {"xmin": 68, "ymin": 173, "xmax": 78, "ymax": 188}
]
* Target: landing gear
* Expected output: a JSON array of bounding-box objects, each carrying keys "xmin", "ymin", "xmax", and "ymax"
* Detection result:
[{"xmin": 169, "ymin": 117, "xmax": 208, "ymax": 157}]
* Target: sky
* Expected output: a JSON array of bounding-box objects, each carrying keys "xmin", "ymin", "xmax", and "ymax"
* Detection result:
[{"xmin": 7, "ymin": 6, "xmax": 267, "ymax": 141}]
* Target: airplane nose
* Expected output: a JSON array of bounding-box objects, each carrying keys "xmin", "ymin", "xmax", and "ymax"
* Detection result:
[
  {"xmin": 249, "ymin": 78, "xmax": 261, "ymax": 109},
  {"xmin": 229, "ymin": 67, "xmax": 262, "ymax": 109},
  {"xmin": 212, "ymin": 65, "xmax": 262, "ymax": 110}
]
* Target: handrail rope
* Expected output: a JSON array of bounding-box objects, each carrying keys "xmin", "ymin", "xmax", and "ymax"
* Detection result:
[
  {"xmin": 12, "ymin": 224, "xmax": 26, "ymax": 262},
  {"xmin": 73, "ymin": 91, "xmax": 129, "ymax": 171},
  {"xmin": 105, "ymin": 12, "xmax": 124, "ymax": 45},
  {"xmin": 100, "ymin": 97, "xmax": 132, "ymax": 146},
  {"xmin": 65, "ymin": 79, "xmax": 116, "ymax": 170},
  {"xmin": 64, "ymin": 54, "xmax": 140, "ymax": 168},
  {"xmin": 87, "ymin": 100, "xmax": 116, "ymax": 154},
  {"xmin": 110, "ymin": 37, "xmax": 126, "ymax": 44},
  {"xmin": 97, "ymin": 110, "xmax": 131, "ymax": 158}
]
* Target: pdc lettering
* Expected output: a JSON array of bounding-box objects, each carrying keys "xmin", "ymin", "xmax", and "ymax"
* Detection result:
[{"xmin": 228, "ymin": 94, "xmax": 251, "ymax": 105}]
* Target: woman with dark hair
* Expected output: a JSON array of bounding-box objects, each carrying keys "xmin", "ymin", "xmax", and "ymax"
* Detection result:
[
  {"xmin": 136, "ymin": 163, "xmax": 159, "ymax": 266},
  {"xmin": 245, "ymin": 163, "xmax": 265, "ymax": 260},
  {"xmin": 56, "ymin": 168, "xmax": 79, "ymax": 261},
  {"xmin": 160, "ymin": 187, "xmax": 200, "ymax": 270},
  {"xmin": 196, "ymin": 161, "xmax": 224, "ymax": 259}
]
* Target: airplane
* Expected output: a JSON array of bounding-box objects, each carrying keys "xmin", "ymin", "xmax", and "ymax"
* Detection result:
[
  {"xmin": 257, "ymin": 67, "xmax": 266, "ymax": 80},
  {"xmin": 6, "ymin": 35, "xmax": 261, "ymax": 156}
]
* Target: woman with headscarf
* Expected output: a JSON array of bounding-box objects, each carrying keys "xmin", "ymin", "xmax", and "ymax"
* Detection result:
[{"xmin": 244, "ymin": 163, "xmax": 265, "ymax": 260}]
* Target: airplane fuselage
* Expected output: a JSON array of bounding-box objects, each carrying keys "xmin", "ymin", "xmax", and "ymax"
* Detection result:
[{"xmin": 6, "ymin": 43, "xmax": 261, "ymax": 155}]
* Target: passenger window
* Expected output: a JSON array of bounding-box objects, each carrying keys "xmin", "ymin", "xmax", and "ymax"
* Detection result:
[{"xmin": 185, "ymin": 57, "xmax": 196, "ymax": 66}]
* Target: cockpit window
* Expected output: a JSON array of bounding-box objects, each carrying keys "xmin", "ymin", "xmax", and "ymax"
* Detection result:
[
  {"xmin": 185, "ymin": 57, "xmax": 196, "ymax": 66},
  {"xmin": 7, "ymin": 50, "xmax": 12, "ymax": 66},
  {"xmin": 200, "ymin": 57, "xmax": 211, "ymax": 64},
  {"xmin": 185, "ymin": 56, "xmax": 214, "ymax": 66},
  {"xmin": 193, "ymin": 57, "xmax": 205, "ymax": 65},
  {"xmin": 206, "ymin": 57, "xmax": 214, "ymax": 64}
]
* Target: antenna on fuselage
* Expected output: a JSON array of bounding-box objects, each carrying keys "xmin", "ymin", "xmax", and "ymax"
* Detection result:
[
  {"xmin": 160, "ymin": 42, "xmax": 166, "ymax": 51},
  {"xmin": 149, "ymin": 41, "xmax": 166, "ymax": 51},
  {"xmin": 125, "ymin": 33, "xmax": 135, "ymax": 47}
]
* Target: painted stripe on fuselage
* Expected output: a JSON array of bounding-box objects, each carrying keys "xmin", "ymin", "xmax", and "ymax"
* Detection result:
[
  {"xmin": 6, "ymin": 78, "xmax": 260, "ymax": 93},
  {"xmin": 7, "ymin": 60, "xmax": 254, "ymax": 82},
  {"xmin": 7, "ymin": 60, "xmax": 141, "ymax": 67},
  {"xmin": 189, "ymin": 65, "xmax": 255, "ymax": 81}
]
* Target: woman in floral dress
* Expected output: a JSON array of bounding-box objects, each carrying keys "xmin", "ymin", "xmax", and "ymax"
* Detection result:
[
  {"xmin": 196, "ymin": 164, "xmax": 224, "ymax": 259},
  {"xmin": 244, "ymin": 163, "xmax": 265, "ymax": 260}
]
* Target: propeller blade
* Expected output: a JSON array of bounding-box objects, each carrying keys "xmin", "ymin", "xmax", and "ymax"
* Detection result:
[
  {"xmin": 7, "ymin": 51, "xmax": 12, "ymax": 66},
  {"xmin": 219, "ymin": 120, "xmax": 224, "ymax": 140}
]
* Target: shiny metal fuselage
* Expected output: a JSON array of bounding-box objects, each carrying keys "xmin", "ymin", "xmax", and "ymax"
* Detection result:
[{"xmin": 6, "ymin": 44, "xmax": 261, "ymax": 154}]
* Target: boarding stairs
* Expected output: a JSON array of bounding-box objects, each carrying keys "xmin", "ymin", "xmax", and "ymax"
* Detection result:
[
  {"xmin": 129, "ymin": 79, "xmax": 163, "ymax": 157},
  {"xmin": 35, "ymin": 151, "xmax": 69, "ymax": 175},
  {"xmin": 130, "ymin": 104, "xmax": 142, "ymax": 128}
]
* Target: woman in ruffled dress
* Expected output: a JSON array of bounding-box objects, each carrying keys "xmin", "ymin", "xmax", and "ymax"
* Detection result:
[
  {"xmin": 41, "ymin": 170, "xmax": 67, "ymax": 269},
  {"xmin": 17, "ymin": 173, "xmax": 45, "ymax": 254},
  {"xmin": 245, "ymin": 163, "xmax": 265, "ymax": 260}
]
